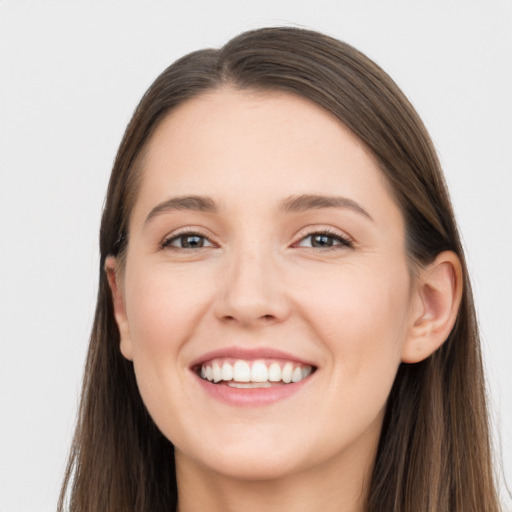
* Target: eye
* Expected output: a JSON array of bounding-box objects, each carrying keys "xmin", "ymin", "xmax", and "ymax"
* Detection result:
[
  {"xmin": 161, "ymin": 232, "xmax": 215, "ymax": 250},
  {"xmin": 296, "ymin": 231, "xmax": 353, "ymax": 249}
]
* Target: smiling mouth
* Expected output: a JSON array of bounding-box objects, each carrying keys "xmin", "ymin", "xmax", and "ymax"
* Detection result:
[{"xmin": 195, "ymin": 359, "xmax": 316, "ymax": 388}]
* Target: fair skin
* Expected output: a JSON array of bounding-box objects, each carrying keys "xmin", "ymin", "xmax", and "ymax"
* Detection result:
[{"xmin": 106, "ymin": 88, "xmax": 462, "ymax": 512}]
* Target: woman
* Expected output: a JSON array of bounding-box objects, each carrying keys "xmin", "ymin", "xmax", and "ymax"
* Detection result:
[{"xmin": 59, "ymin": 27, "xmax": 501, "ymax": 511}]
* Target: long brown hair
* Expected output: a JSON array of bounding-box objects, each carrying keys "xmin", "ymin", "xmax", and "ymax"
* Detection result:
[{"xmin": 59, "ymin": 27, "xmax": 500, "ymax": 511}]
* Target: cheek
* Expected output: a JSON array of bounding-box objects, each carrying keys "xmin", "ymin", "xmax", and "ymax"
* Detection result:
[
  {"xmin": 124, "ymin": 263, "xmax": 213, "ymax": 357},
  {"xmin": 121, "ymin": 264, "xmax": 216, "ymax": 434},
  {"xmin": 302, "ymin": 264, "xmax": 411, "ymax": 446},
  {"xmin": 299, "ymin": 261, "xmax": 411, "ymax": 380}
]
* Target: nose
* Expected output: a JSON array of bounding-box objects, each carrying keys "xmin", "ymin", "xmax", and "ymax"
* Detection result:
[{"xmin": 213, "ymin": 247, "xmax": 291, "ymax": 328}]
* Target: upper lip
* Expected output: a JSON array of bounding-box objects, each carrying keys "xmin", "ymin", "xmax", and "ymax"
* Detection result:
[{"xmin": 190, "ymin": 346, "xmax": 317, "ymax": 369}]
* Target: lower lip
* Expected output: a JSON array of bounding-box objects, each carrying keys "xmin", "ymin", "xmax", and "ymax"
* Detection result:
[{"xmin": 194, "ymin": 373, "xmax": 313, "ymax": 407}]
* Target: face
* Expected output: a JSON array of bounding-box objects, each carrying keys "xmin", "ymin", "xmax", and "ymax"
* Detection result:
[{"xmin": 110, "ymin": 88, "xmax": 417, "ymax": 482}]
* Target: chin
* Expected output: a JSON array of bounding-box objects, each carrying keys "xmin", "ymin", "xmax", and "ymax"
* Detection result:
[
  {"xmin": 187, "ymin": 446, "xmax": 308, "ymax": 482},
  {"xmin": 172, "ymin": 423, "xmax": 317, "ymax": 482}
]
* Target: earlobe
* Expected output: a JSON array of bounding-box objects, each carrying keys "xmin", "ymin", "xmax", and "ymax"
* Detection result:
[
  {"xmin": 105, "ymin": 256, "xmax": 134, "ymax": 361},
  {"xmin": 402, "ymin": 251, "xmax": 463, "ymax": 363}
]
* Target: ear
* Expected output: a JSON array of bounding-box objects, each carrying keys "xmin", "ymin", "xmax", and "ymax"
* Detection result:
[
  {"xmin": 105, "ymin": 256, "xmax": 133, "ymax": 361},
  {"xmin": 402, "ymin": 251, "xmax": 463, "ymax": 363}
]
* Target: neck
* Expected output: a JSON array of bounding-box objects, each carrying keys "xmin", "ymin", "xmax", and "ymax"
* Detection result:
[{"xmin": 175, "ymin": 433, "xmax": 377, "ymax": 512}]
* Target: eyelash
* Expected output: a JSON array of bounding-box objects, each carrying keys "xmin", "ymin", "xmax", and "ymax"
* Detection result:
[
  {"xmin": 161, "ymin": 231, "xmax": 215, "ymax": 251},
  {"xmin": 294, "ymin": 229, "xmax": 354, "ymax": 250},
  {"xmin": 160, "ymin": 229, "xmax": 354, "ymax": 252}
]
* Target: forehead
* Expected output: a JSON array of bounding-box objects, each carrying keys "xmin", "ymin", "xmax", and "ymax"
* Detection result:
[
  {"xmin": 131, "ymin": 87, "xmax": 401, "ymax": 227},
  {"xmin": 145, "ymin": 87, "xmax": 373, "ymax": 177}
]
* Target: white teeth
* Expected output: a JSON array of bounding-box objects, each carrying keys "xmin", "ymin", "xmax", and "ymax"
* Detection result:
[
  {"xmin": 199, "ymin": 359, "xmax": 313, "ymax": 385},
  {"xmin": 268, "ymin": 363, "xmax": 281, "ymax": 382},
  {"xmin": 221, "ymin": 362, "xmax": 233, "ymax": 381},
  {"xmin": 282, "ymin": 363, "xmax": 293, "ymax": 384},
  {"xmin": 212, "ymin": 362, "xmax": 222, "ymax": 383},
  {"xmin": 228, "ymin": 381, "xmax": 272, "ymax": 388},
  {"xmin": 251, "ymin": 361, "xmax": 268, "ymax": 382},
  {"xmin": 291, "ymin": 367, "xmax": 302, "ymax": 383},
  {"xmin": 233, "ymin": 360, "xmax": 251, "ymax": 382}
]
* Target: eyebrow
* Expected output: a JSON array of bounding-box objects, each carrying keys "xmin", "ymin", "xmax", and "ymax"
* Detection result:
[
  {"xmin": 144, "ymin": 193, "xmax": 373, "ymax": 224},
  {"xmin": 145, "ymin": 195, "xmax": 217, "ymax": 224},
  {"xmin": 280, "ymin": 194, "xmax": 373, "ymax": 221}
]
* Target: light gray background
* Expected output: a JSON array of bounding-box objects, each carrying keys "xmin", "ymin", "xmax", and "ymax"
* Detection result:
[{"xmin": 1, "ymin": 2, "xmax": 511, "ymax": 511}]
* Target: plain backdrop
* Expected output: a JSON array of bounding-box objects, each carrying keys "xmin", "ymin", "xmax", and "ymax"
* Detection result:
[{"xmin": 1, "ymin": 1, "xmax": 511, "ymax": 511}]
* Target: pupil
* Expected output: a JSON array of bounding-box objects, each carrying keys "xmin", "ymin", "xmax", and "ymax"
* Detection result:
[
  {"xmin": 312, "ymin": 234, "xmax": 333, "ymax": 247},
  {"xmin": 183, "ymin": 235, "xmax": 203, "ymax": 248}
]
